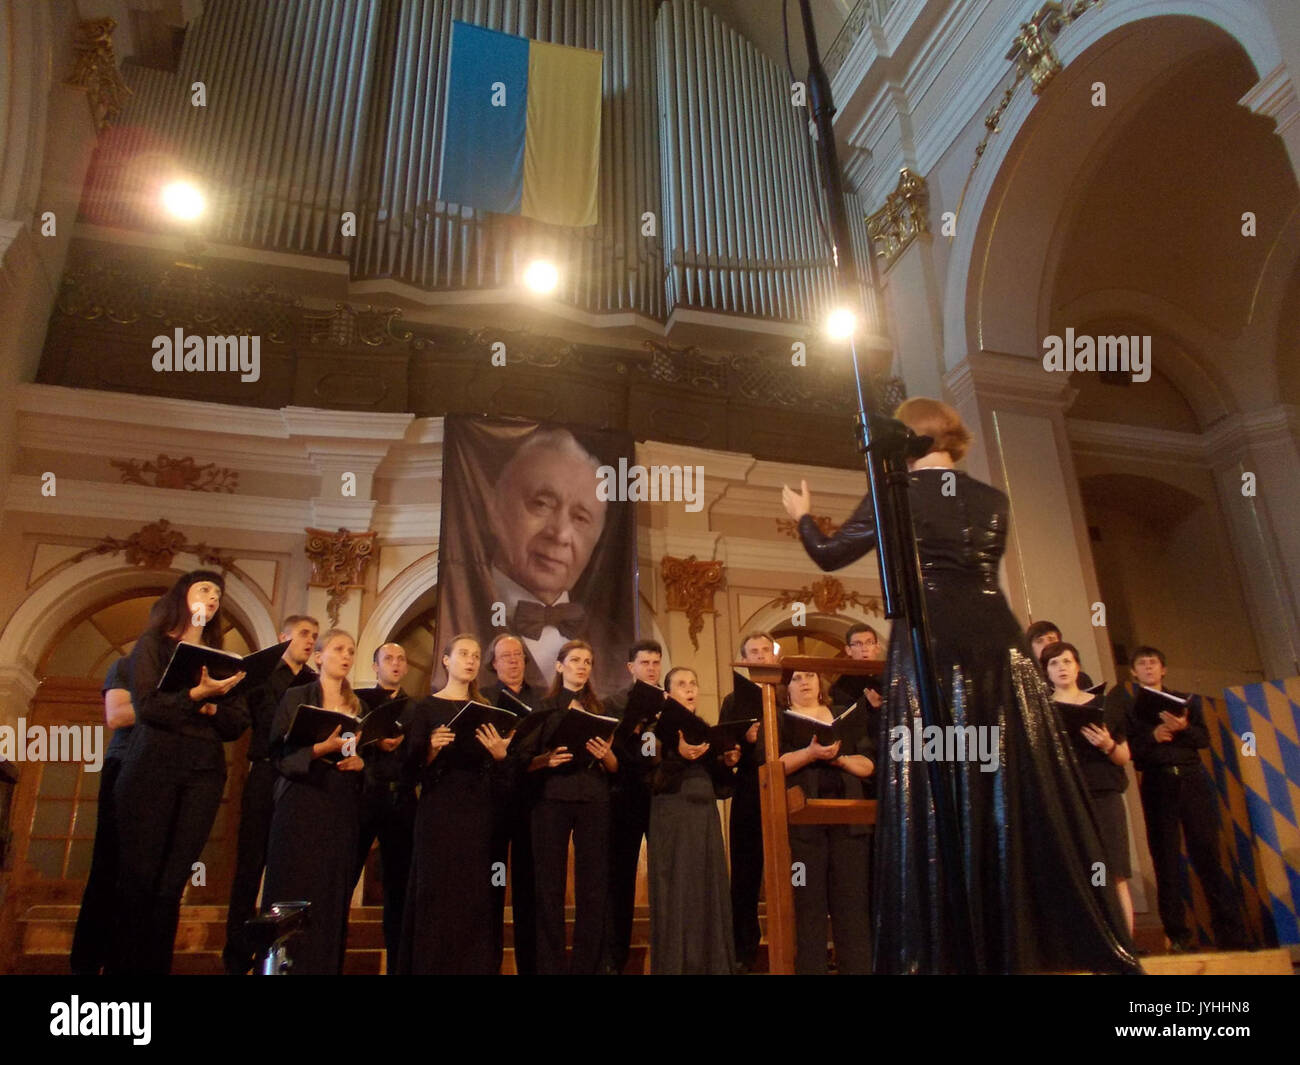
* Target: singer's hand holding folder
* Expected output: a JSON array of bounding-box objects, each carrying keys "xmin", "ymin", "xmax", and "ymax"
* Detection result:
[{"xmin": 157, "ymin": 640, "xmax": 290, "ymax": 698}]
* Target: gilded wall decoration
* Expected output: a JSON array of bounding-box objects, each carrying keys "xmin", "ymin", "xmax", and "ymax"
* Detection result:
[
  {"xmin": 772, "ymin": 576, "xmax": 882, "ymax": 617},
  {"xmin": 661, "ymin": 555, "xmax": 726, "ymax": 651},
  {"xmin": 866, "ymin": 168, "xmax": 930, "ymax": 267},
  {"xmin": 111, "ymin": 455, "xmax": 239, "ymax": 493},
  {"xmin": 776, "ymin": 515, "xmax": 841, "ymax": 540},
  {"xmin": 65, "ymin": 18, "xmax": 132, "ymax": 131},
  {"xmin": 306, "ymin": 528, "xmax": 377, "ymax": 628},
  {"xmin": 954, "ymin": 0, "xmax": 1105, "ymax": 222},
  {"xmin": 69, "ymin": 518, "xmax": 234, "ymax": 571}
]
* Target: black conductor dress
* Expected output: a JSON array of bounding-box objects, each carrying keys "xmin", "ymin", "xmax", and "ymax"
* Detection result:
[
  {"xmin": 263, "ymin": 681, "xmax": 363, "ymax": 975},
  {"xmin": 396, "ymin": 696, "xmax": 506, "ymax": 975},
  {"xmin": 797, "ymin": 468, "xmax": 1140, "ymax": 974}
]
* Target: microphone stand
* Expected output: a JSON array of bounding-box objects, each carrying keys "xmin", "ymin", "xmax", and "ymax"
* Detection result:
[{"xmin": 795, "ymin": 0, "xmax": 978, "ymax": 972}]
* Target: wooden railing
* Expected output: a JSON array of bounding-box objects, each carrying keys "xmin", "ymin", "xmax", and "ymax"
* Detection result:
[{"xmin": 741, "ymin": 655, "xmax": 883, "ymax": 974}]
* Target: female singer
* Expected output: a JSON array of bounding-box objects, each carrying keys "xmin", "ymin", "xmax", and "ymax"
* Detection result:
[
  {"xmin": 647, "ymin": 666, "xmax": 739, "ymax": 974},
  {"xmin": 1042, "ymin": 641, "xmax": 1134, "ymax": 937},
  {"xmin": 397, "ymin": 634, "xmax": 511, "ymax": 975},
  {"xmin": 783, "ymin": 396, "xmax": 1139, "ymax": 974},
  {"xmin": 113, "ymin": 570, "xmax": 248, "ymax": 975},
  {"xmin": 779, "ymin": 669, "xmax": 874, "ymax": 975},
  {"xmin": 514, "ymin": 639, "xmax": 617, "ymax": 975},
  {"xmin": 262, "ymin": 629, "xmax": 365, "ymax": 975}
]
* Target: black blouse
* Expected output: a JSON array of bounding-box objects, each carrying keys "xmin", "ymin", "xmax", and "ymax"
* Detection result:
[{"xmin": 512, "ymin": 690, "xmax": 613, "ymax": 803}]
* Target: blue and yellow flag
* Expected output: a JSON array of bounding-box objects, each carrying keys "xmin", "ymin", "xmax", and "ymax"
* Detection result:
[{"xmin": 438, "ymin": 21, "xmax": 603, "ymax": 227}]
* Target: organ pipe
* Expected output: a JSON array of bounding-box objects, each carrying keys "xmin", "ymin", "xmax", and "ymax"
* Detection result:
[{"xmin": 82, "ymin": 0, "xmax": 858, "ymax": 326}]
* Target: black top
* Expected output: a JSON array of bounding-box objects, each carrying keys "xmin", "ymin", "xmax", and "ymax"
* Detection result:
[
  {"xmin": 718, "ymin": 686, "xmax": 787, "ymax": 779},
  {"xmin": 269, "ymin": 680, "xmax": 364, "ymax": 794},
  {"xmin": 1053, "ymin": 694, "xmax": 1128, "ymax": 792},
  {"xmin": 356, "ymin": 684, "xmax": 415, "ymax": 788},
  {"xmin": 403, "ymin": 695, "xmax": 513, "ymax": 784},
  {"xmin": 512, "ymin": 690, "xmax": 613, "ymax": 803},
  {"xmin": 1109, "ymin": 682, "xmax": 1210, "ymax": 770},
  {"xmin": 649, "ymin": 702, "xmax": 736, "ymax": 799},
  {"xmin": 823, "ymin": 685, "xmax": 883, "ymax": 800},
  {"xmin": 102, "ymin": 657, "xmax": 134, "ymax": 761},
  {"xmin": 125, "ymin": 629, "xmax": 249, "ymax": 746},
  {"xmin": 776, "ymin": 705, "xmax": 875, "ymax": 836},
  {"xmin": 246, "ymin": 657, "xmax": 317, "ymax": 761},
  {"xmin": 799, "ymin": 469, "xmax": 1007, "ymax": 590},
  {"xmin": 480, "ymin": 679, "xmax": 543, "ymax": 715},
  {"xmin": 829, "ymin": 672, "xmax": 882, "ymax": 709},
  {"xmin": 606, "ymin": 684, "xmax": 661, "ymax": 798}
]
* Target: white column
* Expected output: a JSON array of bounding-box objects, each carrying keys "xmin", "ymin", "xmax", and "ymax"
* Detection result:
[{"xmin": 1206, "ymin": 405, "xmax": 1300, "ymax": 678}]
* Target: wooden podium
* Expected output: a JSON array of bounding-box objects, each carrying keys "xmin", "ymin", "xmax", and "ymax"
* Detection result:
[{"xmin": 740, "ymin": 655, "xmax": 883, "ymax": 974}]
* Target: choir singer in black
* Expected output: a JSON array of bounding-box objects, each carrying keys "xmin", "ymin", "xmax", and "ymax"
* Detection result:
[
  {"xmin": 223, "ymin": 614, "xmax": 318, "ymax": 975},
  {"xmin": 113, "ymin": 570, "xmax": 249, "ymax": 975},
  {"xmin": 353, "ymin": 642, "xmax": 416, "ymax": 970}
]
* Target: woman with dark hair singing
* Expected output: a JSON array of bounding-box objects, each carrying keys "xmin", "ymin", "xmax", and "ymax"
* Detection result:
[
  {"xmin": 113, "ymin": 570, "xmax": 249, "ymax": 974},
  {"xmin": 783, "ymin": 397, "xmax": 1139, "ymax": 974},
  {"xmin": 1041, "ymin": 641, "xmax": 1134, "ymax": 938}
]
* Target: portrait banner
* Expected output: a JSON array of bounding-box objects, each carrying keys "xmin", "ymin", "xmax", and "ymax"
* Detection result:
[{"xmin": 435, "ymin": 415, "xmax": 637, "ymax": 696}]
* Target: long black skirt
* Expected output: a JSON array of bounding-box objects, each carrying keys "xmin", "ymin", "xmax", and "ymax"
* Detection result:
[
  {"xmin": 874, "ymin": 575, "xmax": 1140, "ymax": 974},
  {"xmin": 398, "ymin": 767, "xmax": 496, "ymax": 975},
  {"xmin": 648, "ymin": 773, "xmax": 735, "ymax": 975},
  {"xmin": 263, "ymin": 772, "xmax": 360, "ymax": 975}
]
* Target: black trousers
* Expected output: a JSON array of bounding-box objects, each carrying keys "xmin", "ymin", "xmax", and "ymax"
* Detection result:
[
  {"xmin": 70, "ymin": 756, "xmax": 123, "ymax": 975},
  {"xmin": 729, "ymin": 776, "xmax": 764, "ymax": 966},
  {"xmin": 532, "ymin": 797, "xmax": 609, "ymax": 975},
  {"xmin": 112, "ymin": 750, "xmax": 226, "ymax": 974},
  {"xmin": 1139, "ymin": 764, "xmax": 1247, "ymax": 948},
  {"xmin": 492, "ymin": 802, "xmax": 538, "ymax": 975},
  {"xmin": 790, "ymin": 825, "xmax": 872, "ymax": 975},
  {"xmin": 605, "ymin": 783, "xmax": 650, "ymax": 973},
  {"xmin": 223, "ymin": 759, "xmax": 276, "ymax": 973},
  {"xmin": 353, "ymin": 782, "xmax": 416, "ymax": 966}
]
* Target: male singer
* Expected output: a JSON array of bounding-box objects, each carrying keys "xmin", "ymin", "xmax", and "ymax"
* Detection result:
[
  {"xmin": 354, "ymin": 643, "xmax": 417, "ymax": 969},
  {"xmin": 222, "ymin": 615, "xmax": 318, "ymax": 975}
]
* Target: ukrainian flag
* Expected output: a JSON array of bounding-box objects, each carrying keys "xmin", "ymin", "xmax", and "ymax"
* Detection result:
[{"xmin": 438, "ymin": 22, "xmax": 603, "ymax": 227}]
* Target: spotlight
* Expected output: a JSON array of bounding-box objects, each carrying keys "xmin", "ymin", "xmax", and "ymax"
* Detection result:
[
  {"xmin": 522, "ymin": 259, "xmax": 559, "ymax": 295},
  {"xmin": 161, "ymin": 180, "xmax": 206, "ymax": 222},
  {"xmin": 825, "ymin": 307, "xmax": 857, "ymax": 340}
]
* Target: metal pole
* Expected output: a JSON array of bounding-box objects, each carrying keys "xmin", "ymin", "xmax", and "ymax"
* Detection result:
[{"xmin": 796, "ymin": 0, "xmax": 978, "ymax": 973}]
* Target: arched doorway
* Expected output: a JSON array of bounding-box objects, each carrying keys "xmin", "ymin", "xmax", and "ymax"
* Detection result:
[{"xmin": 3, "ymin": 578, "xmax": 261, "ymax": 973}]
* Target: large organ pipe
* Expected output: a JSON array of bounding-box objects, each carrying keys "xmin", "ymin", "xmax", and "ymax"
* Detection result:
[{"xmin": 80, "ymin": 0, "xmax": 851, "ymax": 327}]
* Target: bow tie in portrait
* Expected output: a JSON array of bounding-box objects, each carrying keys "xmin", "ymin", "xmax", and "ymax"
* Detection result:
[{"xmin": 512, "ymin": 600, "xmax": 587, "ymax": 639}]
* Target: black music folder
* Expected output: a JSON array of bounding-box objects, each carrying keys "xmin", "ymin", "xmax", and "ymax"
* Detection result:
[
  {"xmin": 1131, "ymin": 684, "xmax": 1191, "ymax": 726},
  {"xmin": 624, "ymin": 679, "xmax": 666, "ymax": 731},
  {"xmin": 654, "ymin": 698, "xmax": 755, "ymax": 752},
  {"xmin": 549, "ymin": 707, "xmax": 619, "ymax": 752},
  {"xmin": 446, "ymin": 700, "xmax": 521, "ymax": 738},
  {"xmin": 1053, "ymin": 699, "xmax": 1105, "ymax": 735},
  {"xmin": 284, "ymin": 704, "xmax": 361, "ymax": 749},
  {"xmin": 782, "ymin": 701, "xmax": 860, "ymax": 747},
  {"xmin": 358, "ymin": 698, "xmax": 407, "ymax": 746},
  {"xmin": 157, "ymin": 640, "xmax": 290, "ymax": 697}
]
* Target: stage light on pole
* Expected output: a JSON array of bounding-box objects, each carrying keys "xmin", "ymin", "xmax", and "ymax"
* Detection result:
[
  {"xmin": 522, "ymin": 259, "xmax": 559, "ymax": 295},
  {"xmin": 161, "ymin": 180, "xmax": 206, "ymax": 222},
  {"xmin": 825, "ymin": 306, "xmax": 856, "ymax": 340}
]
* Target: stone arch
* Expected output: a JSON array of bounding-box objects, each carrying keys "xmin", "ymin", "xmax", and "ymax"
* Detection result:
[
  {"xmin": 1052, "ymin": 287, "xmax": 1237, "ymax": 427},
  {"xmin": 353, "ymin": 550, "xmax": 438, "ymax": 684},
  {"xmin": 943, "ymin": 0, "xmax": 1283, "ymax": 370},
  {"xmin": 0, "ymin": 552, "xmax": 277, "ymax": 678}
]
